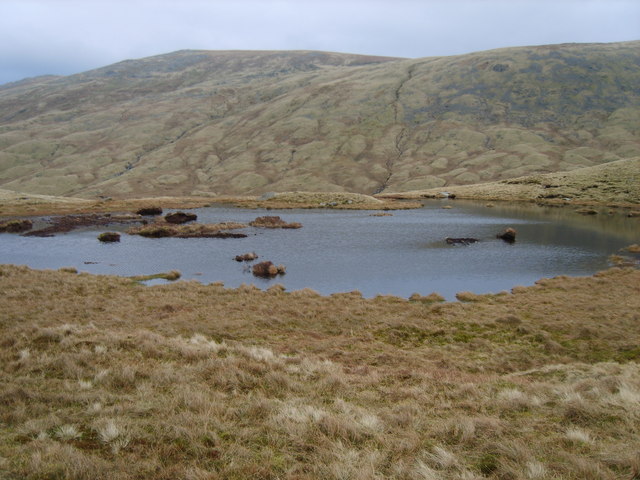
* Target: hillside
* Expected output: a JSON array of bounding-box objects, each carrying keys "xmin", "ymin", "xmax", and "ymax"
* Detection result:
[
  {"xmin": 0, "ymin": 42, "xmax": 639, "ymax": 198},
  {"xmin": 381, "ymin": 156, "xmax": 640, "ymax": 206}
]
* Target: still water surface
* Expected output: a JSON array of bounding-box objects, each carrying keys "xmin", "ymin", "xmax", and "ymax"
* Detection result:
[{"xmin": 1, "ymin": 201, "xmax": 638, "ymax": 299}]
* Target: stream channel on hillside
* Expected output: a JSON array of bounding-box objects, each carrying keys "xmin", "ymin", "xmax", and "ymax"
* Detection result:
[{"xmin": 1, "ymin": 200, "xmax": 638, "ymax": 300}]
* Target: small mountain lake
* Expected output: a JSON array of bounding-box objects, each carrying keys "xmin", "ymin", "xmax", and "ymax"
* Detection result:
[{"xmin": 1, "ymin": 200, "xmax": 638, "ymax": 300}]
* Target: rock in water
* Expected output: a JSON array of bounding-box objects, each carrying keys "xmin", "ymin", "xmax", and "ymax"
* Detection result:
[
  {"xmin": 497, "ymin": 228, "xmax": 517, "ymax": 243},
  {"xmin": 445, "ymin": 237, "xmax": 478, "ymax": 246},
  {"xmin": 252, "ymin": 261, "xmax": 285, "ymax": 278},
  {"xmin": 235, "ymin": 252, "xmax": 259, "ymax": 262}
]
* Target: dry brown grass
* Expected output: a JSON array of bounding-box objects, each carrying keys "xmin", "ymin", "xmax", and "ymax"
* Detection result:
[
  {"xmin": 0, "ymin": 192, "xmax": 420, "ymax": 219},
  {"xmin": 226, "ymin": 192, "xmax": 422, "ymax": 210},
  {"xmin": 127, "ymin": 221, "xmax": 247, "ymax": 238},
  {"xmin": 1, "ymin": 264, "xmax": 639, "ymax": 479},
  {"xmin": 380, "ymin": 157, "xmax": 640, "ymax": 209},
  {"xmin": 249, "ymin": 216, "xmax": 302, "ymax": 229},
  {"xmin": 0, "ymin": 192, "xmax": 218, "ymax": 217}
]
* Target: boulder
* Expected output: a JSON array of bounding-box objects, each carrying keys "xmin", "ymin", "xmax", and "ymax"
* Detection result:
[
  {"xmin": 165, "ymin": 211, "xmax": 197, "ymax": 224},
  {"xmin": 497, "ymin": 228, "xmax": 517, "ymax": 243}
]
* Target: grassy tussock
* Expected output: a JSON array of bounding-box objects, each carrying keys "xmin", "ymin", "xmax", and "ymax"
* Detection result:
[
  {"xmin": 0, "ymin": 265, "xmax": 639, "ymax": 478},
  {"xmin": 128, "ymin": 221, "xmax": 247, "ymax": 238}
]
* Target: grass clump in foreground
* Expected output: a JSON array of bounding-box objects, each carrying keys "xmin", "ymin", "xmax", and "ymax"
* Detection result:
[{"xmin": 1, "ymin": 264, "xmax": 639, "ymax": 479}]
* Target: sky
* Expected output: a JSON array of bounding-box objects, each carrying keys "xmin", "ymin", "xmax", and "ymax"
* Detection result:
[{"xmin": 0, "ymin": 0, "xmax": 639, "ymax": 85}]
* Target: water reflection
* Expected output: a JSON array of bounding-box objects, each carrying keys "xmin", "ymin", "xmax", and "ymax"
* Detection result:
[{"xmin": 0, "ymin": 201, "xmax": 637, "ymax": 300}]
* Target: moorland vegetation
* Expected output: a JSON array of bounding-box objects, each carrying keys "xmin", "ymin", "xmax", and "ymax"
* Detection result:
[
  {"xmin": 0, "ymin": 41, "xmax": 638, "ymax": 198},
  {"xmin": 1, "ymin": 264, "xmax": 639, "ymax": 479},
  {"xmin": 1, "ymin": 40, "xmax": 640, "ymax": 479}
]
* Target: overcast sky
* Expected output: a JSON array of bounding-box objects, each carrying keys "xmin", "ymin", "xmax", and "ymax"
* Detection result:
[{"xmin": 1, "ymin": 0, "xmax": 638, "ymax": 85}]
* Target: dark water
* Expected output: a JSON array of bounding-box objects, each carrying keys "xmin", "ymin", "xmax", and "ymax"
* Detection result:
[{"xmin": 1, "ymin": 201, "xmax": 638, "ymax": 299}]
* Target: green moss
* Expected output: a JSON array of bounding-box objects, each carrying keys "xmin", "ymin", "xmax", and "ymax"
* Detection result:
[{"xmin": 130, "ymin": 270, "xmax": 181, "ymax": 283}]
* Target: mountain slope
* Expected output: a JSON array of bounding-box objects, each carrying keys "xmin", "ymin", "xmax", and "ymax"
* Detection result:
[{"xmin": 0, "ymin": 42, "xmax": 639, "ymax": 198}]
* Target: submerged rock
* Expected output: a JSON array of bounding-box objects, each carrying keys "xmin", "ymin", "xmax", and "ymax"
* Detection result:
[{"xmin": 445, "ymin": 237, "xmax": 478, "ymax": 246}]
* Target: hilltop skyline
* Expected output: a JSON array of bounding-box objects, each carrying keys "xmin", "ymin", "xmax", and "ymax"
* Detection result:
[{"xmin": 1, "ymin": 0, "xmax": 639, "ymax": 85}]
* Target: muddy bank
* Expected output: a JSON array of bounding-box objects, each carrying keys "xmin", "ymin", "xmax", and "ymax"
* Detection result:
[
  {"xmin": 0, "ymin": 219, "xmax": 33, "ymax": 233},
  {"xmin": 22, "ymin": 213, "xmax": 143, "ymax": 237}
]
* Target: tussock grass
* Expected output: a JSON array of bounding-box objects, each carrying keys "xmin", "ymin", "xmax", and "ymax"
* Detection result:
[
  {"xmin": 1, "ymin": 264, "xmax": 639, "ymax": 478},
  {"xmin": 128, "ymin": 221, "xmax": 247, "ymax": 238}
]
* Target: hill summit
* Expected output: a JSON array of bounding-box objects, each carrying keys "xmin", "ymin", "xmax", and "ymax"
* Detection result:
[{"xmin": 0, "ymin": 42, "xmax": 639, "ymax": 198}]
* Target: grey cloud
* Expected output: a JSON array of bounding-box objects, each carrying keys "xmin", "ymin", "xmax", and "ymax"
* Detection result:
[{"xmin": 0, "ymin": 0, "xmax": 638, "ymax": 85}]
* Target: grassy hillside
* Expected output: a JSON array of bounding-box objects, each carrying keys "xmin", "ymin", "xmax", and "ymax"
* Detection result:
[
  {"xmin": 0, "ymin": 42, "xmax": 639, "ymax": 198},
  {"xmin": 1, "ymin": 264, "xmax": 639, "ymax": 479},
  {"xmin": 381, "ymin": 156, "xmax": 640, "ymax": 207}
]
